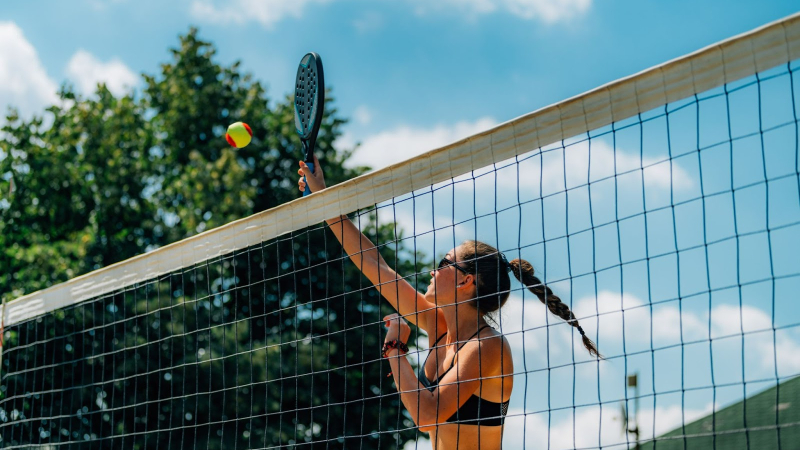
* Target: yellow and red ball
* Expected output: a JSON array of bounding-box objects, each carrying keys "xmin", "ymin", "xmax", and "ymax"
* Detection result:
[{"xmin": 225, "ymin": 122, "xmax": 252, "ymax": 148}]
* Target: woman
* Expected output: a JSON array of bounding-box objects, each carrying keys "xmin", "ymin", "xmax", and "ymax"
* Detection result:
[{"xmin": 298, "ymin": 157, "xmax": 599, "ymax": 449}]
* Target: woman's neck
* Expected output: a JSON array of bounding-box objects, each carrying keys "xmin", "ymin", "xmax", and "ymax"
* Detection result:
[{"xmin": 441, "ymin": 299, "xmax": 487, "ymax": 344}]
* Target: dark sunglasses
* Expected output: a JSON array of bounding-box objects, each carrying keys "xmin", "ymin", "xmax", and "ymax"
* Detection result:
[{"xmin": 437, "ymin": 257, "xmax": 469, "ymax": 274}]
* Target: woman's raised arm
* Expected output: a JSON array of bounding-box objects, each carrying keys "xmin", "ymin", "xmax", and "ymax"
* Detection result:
[{"xmin": 299, "ymin": 157, "xmax": 438, "ymax": 332}]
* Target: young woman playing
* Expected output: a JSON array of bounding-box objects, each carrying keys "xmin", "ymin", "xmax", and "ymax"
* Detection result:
[{"xmin": 298, "ymin": 157, "xmax": 600, "ymax": 450}]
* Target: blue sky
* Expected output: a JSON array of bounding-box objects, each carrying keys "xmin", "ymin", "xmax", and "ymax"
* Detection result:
[
  {"xmin": 1, "ymin": 0, "xmax": 798, "ymax": 162},
  {"xmin": 2, "ymin": 1, "xmax": 799, "ymax": 449}
]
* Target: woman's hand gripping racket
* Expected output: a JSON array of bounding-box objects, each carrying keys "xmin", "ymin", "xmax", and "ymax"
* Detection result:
[{"xmin": 294, "ymin": 52, "xmax": 325, "ymax": 196}]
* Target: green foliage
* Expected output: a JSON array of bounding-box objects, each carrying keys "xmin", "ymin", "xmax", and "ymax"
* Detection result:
[
  {"xmin": 0, "ymin": 29, "xmax": 427, "ymax": 449},
  {"xmin": 1, "ymin": 86, "xmax": 157, "ymax": 299}
]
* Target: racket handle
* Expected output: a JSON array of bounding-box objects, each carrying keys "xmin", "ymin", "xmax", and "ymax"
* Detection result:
[{"xmin": 303, "ymin": 161, "xmax": 315, "ymax": 197}]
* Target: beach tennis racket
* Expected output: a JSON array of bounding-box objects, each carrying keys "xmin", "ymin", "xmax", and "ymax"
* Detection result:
[{"xmin": 294, "ymin": 52, "xmax": 325, "ymax": 197}]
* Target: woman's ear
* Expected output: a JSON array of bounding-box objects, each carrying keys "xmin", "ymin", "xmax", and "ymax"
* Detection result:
[{"xmin": 457, "ymin": 274, "xmax": 475, "ymax": 288}]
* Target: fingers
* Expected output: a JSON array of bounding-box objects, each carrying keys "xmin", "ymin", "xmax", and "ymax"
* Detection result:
[
  {"xmin": 383, "ymin": 313, "xmax": 408, "ymax": 328},
  {"xmin": 298, "ymin": 160, "xmax": 327, "ymax": 194},
  {"xmin": 298, "ymin": 161, "xmax": 311, "ymax": 177},
  {"xmin": 383, "ymin": 313, "xmax": 412, "ymax": 345},
  {"xmin": 299, "ymin": 159, "xmax": 323, "ymax": 175},
  {"xmin": 297, "ymin": 168, "xmax": 309, "ymax": 192}
]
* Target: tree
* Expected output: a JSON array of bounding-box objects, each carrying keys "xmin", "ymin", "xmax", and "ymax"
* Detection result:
[
  {"xmin": 0, "ymin": 29, "xmax": 428, "ymax": 449},
  {"xmin": 0, "ymin": 87, "xmax": 157, "ymax": 301}
]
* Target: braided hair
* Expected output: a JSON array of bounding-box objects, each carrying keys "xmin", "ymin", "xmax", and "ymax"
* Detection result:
[{"xmin": 459, "ymin": 240, "xmax": 600, "ymax": 358}]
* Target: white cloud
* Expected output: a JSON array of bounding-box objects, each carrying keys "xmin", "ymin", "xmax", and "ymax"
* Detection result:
[
  {"xmin": 493, "ymin": 139, "xmax": 695, "ymax": 200},
  {"xmin": 710, "ymin": 303, "xmax": 773, "ymax": 337},
  {"xmin": 341, "ymin": 118, "xmax": 694, "ymax": 203},
  {"xmin": 352, "ymin": 11, "xmax": 384, "ymax": 33},
  {"xmin": 353, "ymin": 105, "xmax": 373, "ymax": 125},
  {"xmin": 574, "ymin": 291, "xmax": 800, "ymax": 377},
  {"xmin": 415, "ymin": 0, "xmax": 592, "ymax": 23},
  {"xmin": 190, "ymin": 0, "xmax": 330, "ymax": 28},
  {"xmin": 65, "ymin": 50, "xmax": 138, "ymax": 97},
  {"xmin": 710, "ymin": 304, "xmax": 800, "ymax": 376},
  {"xmin": 502, "ymin": 402, "xmax": 711, "ymax": 450},
  {"xmin": 573, "ymin": 291, "xmax": 707, "ymax": 344},
  {"xmin": 507, "ymin": 0, "xmax": 591, "ymax": 22},
  {"xmin": 191, "ymin": 0, "xmax": 591, "ymax": 26},
  {"xmin": 86, "ymin": 0, "xmax": 129, "ymax": 10},
  {"xmin": 339, "ymin": 116, "xmax": 498, "ymax": 170},
  {"xmin": 0, "ymin": 22, "xmax": 58, "ymax": 118}
]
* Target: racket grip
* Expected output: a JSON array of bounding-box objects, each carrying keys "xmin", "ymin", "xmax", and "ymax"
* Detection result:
[{"xmin": 303, "ymin": 162, "xmax": 315, "ymax": 197}]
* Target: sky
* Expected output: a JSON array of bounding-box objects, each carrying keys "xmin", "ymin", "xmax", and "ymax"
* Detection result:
[{"xmin": 1, "ymin": 1, "xmax": 799, "ymax": 449}]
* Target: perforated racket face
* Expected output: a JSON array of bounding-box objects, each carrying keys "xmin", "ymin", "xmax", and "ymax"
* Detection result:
[{"xmin": 294, "ymin": 53, "xmax": 325, "ymax": 140}]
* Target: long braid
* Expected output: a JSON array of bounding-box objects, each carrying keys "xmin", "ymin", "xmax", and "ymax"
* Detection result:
[
  {"xmin": 509, "ymin": 258, "xmax": 601, "ymax": 358},
  {"xmin": 458, "ymin": 240, "xmax": 601, "ymax": 358}
]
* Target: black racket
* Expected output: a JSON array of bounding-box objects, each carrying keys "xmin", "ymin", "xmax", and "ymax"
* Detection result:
[{"xmin": 294, "ymin": 52, "xmax": 325, "ymax": 197}]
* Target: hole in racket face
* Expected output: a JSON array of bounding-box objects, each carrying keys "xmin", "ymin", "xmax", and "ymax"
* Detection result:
[{"xmin": 294, "ymin": 59, "xmax": 321, "ymax": 136}]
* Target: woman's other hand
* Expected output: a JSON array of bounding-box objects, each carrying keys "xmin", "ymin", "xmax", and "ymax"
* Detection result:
[{"xmin": 383, "ymin": 313, "xmax": 411, "ymax": 345}]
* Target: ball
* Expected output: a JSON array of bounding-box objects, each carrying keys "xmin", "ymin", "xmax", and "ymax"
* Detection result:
[{"xmin": 225, "ymin": 122, "xmax": 253, "ymax": 148}]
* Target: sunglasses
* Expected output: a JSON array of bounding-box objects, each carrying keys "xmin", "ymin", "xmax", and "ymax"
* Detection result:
[{"xmin": 437, "ymin": 257, "xmax": 469, "ymax": 274}]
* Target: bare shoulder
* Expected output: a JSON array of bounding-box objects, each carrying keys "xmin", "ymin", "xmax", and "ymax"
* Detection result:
[
  {"xmin": 477, "ymin": 326, "xmax": 507, "ymax": 354},
  {"xmin": 453, "ymin": 327, "xmax": 506, "ymax": 369}
]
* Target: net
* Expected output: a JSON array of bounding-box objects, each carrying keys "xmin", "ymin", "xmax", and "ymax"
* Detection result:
[{"xmin": 2, "ymin": 13, "xmax": 800, "ymax": 450}]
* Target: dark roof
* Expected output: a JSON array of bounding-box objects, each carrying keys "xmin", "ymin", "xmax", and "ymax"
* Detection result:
[{"xmin": 638, "ymin": 376, "xmax": 799, "ymax": 450}]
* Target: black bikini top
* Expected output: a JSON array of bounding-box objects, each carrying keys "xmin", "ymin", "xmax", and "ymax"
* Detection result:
[{"xmin": 418, "ymin": 325, "xmax": 510, "ymax": 426}]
